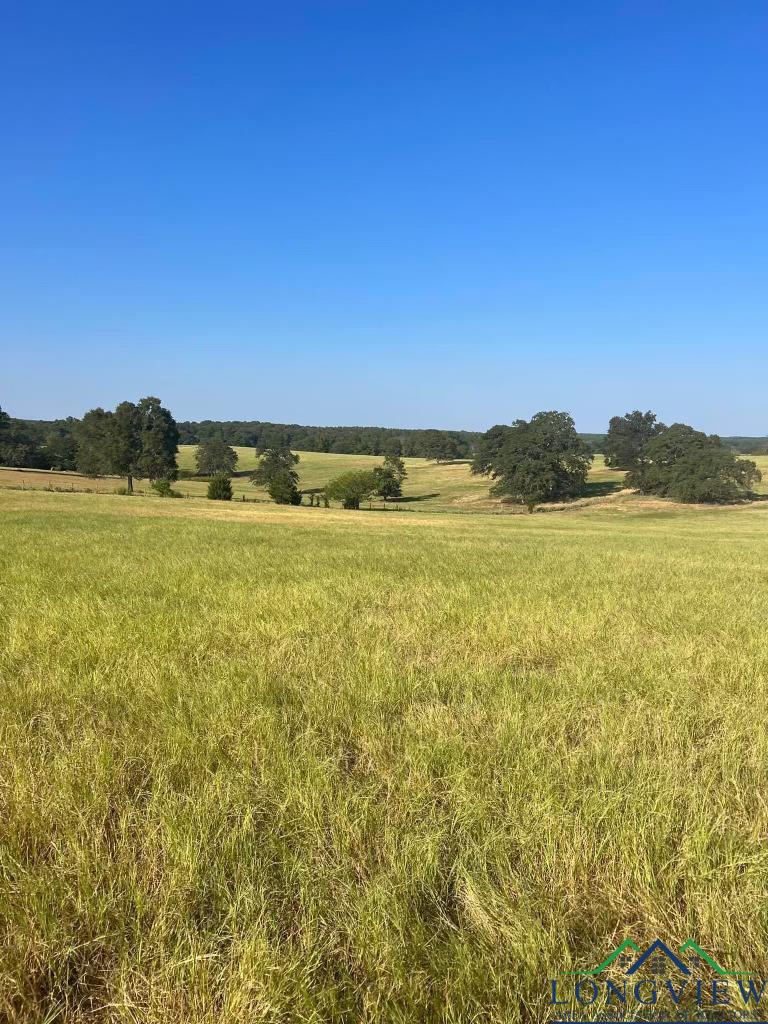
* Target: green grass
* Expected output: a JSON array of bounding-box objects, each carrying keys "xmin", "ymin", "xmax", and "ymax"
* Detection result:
[{"xmin": 2, "ymin": 488, "xmax": 768, "ymax": 1021}]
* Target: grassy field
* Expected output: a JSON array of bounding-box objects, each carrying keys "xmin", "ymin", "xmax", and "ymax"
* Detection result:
[{"xmin": 2, "ymin": 487, "xmax": 768, "ymax": 1022}]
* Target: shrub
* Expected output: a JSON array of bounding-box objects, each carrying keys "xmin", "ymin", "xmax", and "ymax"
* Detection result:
[
  {"xmin": 207, "ymin": 474, "xmax": 233, "ymax": 500},
  {"xmin": 152, "ymin": 479, "xmax": 181, "ymax": 498}
]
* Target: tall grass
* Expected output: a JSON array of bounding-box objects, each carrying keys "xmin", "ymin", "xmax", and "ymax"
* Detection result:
[{"xmin": 2, "ymin": 490, "xmax": 768, "ymax": 1022}]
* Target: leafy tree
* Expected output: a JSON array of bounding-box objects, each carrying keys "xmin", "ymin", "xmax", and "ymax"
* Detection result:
[
  {"xmin": 326, "ymin": 469, "xmax": 379, "ymax": 509},
  {"xmin": 480, "ymin": 411, "xmax": 593, "ymax": 511},
  {"xmin": 195, "ymin": 438, "xmax": 238, "ymax": 476},
  {"xmin": 382, "ymin": 454, "xmax": 407, "ymax": 484},
  {"xmin": 250, "ymin": 447, "xmax": 299, "ymax": 488},
  {"xmin": 373, "ymin": 467, "xmax": 401, "ymax": 500},
  {"xmin": 627, "ymin": 424, "xmax": 761, "ymax": 502},
  {"xmin": 267, "ymin": 469, "xmax": 301, "ymax": 504},
  {"xmin": 372, "ymin": 455, "xmax": 406, "ymax": 500},
  {"xmin": 109, "ymin": 401, "xmax": 142, "ymax": 493},
  {"xmin": 471, "ymin": 424, "xmax": 511, "ymax": 476},
  {"xmin": 76, "ymin": 408, "xmax": 115, "ymax": 477},
  {"xmin": 207, "ymin": 473, "xmax": 233, "ymax": 500},
  {"xmin": 76, "ymin": 396, "xmax": 178, "ymax": 491},
  {"xmin": 604, "ymin": 410, "xmax": 666, "ymax": 470},
  {"xmin": 134, "ymin": 396, "xmax": 179, "ymax": 482}
]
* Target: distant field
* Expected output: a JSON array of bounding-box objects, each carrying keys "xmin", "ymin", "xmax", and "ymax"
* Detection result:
[{"xmin": 2, "ymin": 488, "xmax": 768, "ymax": 1021}]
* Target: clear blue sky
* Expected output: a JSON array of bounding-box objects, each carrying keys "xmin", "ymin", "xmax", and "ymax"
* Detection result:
[{"xmin": 2, "ymin": 1, "xmax": 766, "ymax": 433}]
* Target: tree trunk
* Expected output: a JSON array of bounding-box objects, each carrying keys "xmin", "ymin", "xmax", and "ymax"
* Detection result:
[{"xmin": 127, "ymin": 474, "xmax": 133, "ymax": 494}]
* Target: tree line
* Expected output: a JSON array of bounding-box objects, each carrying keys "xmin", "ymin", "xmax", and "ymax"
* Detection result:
[
  {"xmin": 4, "ymin": 403, "xmax": 767, "ymax": 471},
  {"xmin": 179, "ymin": 418, "xmax": 475, "ymax": 460}
]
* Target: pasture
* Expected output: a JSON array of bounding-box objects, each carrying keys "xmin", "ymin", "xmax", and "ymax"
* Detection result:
[{"xmin": 2, "ymin": 487, "xmax": 768, "ymax": 1022}]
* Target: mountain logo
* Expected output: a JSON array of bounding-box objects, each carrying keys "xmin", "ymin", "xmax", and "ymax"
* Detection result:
[{"xmin": 568, "ymin": 936, "xmax": 748, "ymax": 977}]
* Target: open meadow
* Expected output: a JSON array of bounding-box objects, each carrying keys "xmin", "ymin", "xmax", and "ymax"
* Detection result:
[{"xmin": 2, "ymin": 487, "xmax": 768, "ymax": 1022}]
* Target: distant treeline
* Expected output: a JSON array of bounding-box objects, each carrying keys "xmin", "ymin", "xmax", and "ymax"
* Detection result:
[
  {"xmin": 2, "ymin": 411, "xmax": 767, "ymax": 471},
  {"xmin": 177, "ymin": 419, "xmax": 480, "ymax": 459}
]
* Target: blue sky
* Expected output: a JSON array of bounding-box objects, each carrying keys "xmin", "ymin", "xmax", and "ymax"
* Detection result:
[{"xmin": 2, "ymin": 1, "xmax": 766, "ymax": 433}]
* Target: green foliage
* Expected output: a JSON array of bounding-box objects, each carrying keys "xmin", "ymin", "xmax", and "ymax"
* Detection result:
[
  {"xmin": 471, "ymin": 424, "xmax": 511, "ymax": 476},
  {"xmin": 481, "ymin": 411, "xmax": 593, "ymax": 509},
  {"xmin": 75, "ymin": 408, "xmax": 115, "ymax": 477},
  {"xmin": 250, "ymin": 448, "xmax": 300, "ymax": 488},
  {"xmin": 604, "ymin": 410, "xmax": 665, "ymax": 470},
  {"xmin": 420, "ymin": 429, "xmax": 462, "ymax": 463},
  {"xmin": 151, "ymin": 479, "xmax": 181, "ymax": 498},
  {"xmin": 178, "ymin": 418, "xmax": 477, "ymax": 458},
  {"xmin": 195, "ymin": 438, "xmax": 238, "ymax": 476},
  {"xmin": 382, "ymin": 454, "xmax": 407, "ymax": 484},
  {"xmin": 0, "ymin": 406, "xmax": 50, "ymax": 468},
  {"xmin": 267, "ymin": 469, "xmax": 301, "ymax": 504},
  {"xmin": 44, "ymin": 426, "xmax": 78, "ymax": 470},
  {"xmin": 207, "ymin": 474, "xmax": 233, "ymax": 500},
  {"xmin": 627, "ymin": 423, "xmax": 761, "ymax": 502},
  {"xmin": 75, "ymin": 397, "xmax": 179, "ymax": 490},
  {"xmin": 134, "ymin": 396, "xmax": 180, "ymax": 482},
  {"xmin": 326, "ymin": 469, "xmax": 380, "ymax": 509},
  {"xmin": 373, "ymin": 466, "xmax": 402, "ymax": 500}
]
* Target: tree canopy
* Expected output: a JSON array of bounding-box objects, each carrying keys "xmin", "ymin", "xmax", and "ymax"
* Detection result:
[
  {"xmin": 195, "ymin": 438, "xmax": 238, "ymax": 476},
  {"xmin": 626, "ymin": 424, "xmax": 761, "ymax": 502},
  {"xmin": 420, "ymin": 430, "xmax": 462, "ymax": 463},
  {"xmin": 372, "ymin": 455, "xmax": 407, "ymax": 500},
  {"xmin": 250, "ymin": 448, "xmax": 299, "ymax": 488},
  {"xmin": 604, "ymin": 410, "xmax": 665, "ymax": 470},
  {"xmin": 267, "ymin": 469, "xmax": 302, "ymax": 505},
  {"xmin": 75, "ymin": 397, "xmax": 179, "ymax": 491},
  {"xmin": 207, "ymin": 473, "xmax": 233, "ymax": 501},
  {"xmin": 325, "ymin": 470, "xmax": 379, "ymax": 509},
  {"xmin": 475, "ymin": 411, "xmax": 593, "ymax": 510},
  {"xmin": 471, "ymin": 424, "xmax": 511, "ymax": 476}
]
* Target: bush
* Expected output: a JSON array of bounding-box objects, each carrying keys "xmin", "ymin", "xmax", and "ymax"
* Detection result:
[
  {"xmin": 325, "ymin": 470, "xmax": 379, "ymax": 510},
  {"xmin": 114, "ymin": 486, "xmax": 131, "ymax": 496},
  {"xmin": 267, "ymin": 470, "xmax": 301, "ymax": 505},
  {"xmin": 152, "ymin": 479, "xmax": 181, "ymax": 498},
  {"xmin": 207, "ymin": 474, "xmax": 233, "ymax": 501}
]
